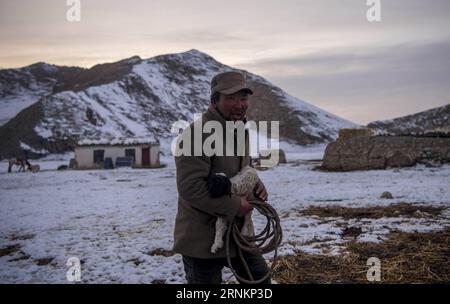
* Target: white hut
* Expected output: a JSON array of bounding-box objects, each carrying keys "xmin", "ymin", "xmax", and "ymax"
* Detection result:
[{"xmin": 74, "ymin": 137, "xmax": 160, "ymax": 169}]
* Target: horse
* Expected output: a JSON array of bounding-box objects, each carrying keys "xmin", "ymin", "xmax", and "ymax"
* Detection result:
[{"xmin": 8, "ymin": 157, "xmax": 32, "ymax": 173}]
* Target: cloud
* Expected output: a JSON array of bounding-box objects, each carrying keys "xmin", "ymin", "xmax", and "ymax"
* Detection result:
[
  {"xmin": 238, "ymin": 40, "xmax": 450, "ymax": 124},
  {"xmin": 241, "ymin": 40, "xmax": 450, "ymax": 75}
]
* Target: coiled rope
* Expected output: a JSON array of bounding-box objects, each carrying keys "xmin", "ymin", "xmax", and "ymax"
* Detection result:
[{"xmin": 225, "ymin": 199, "xmax": 283, "ymax": 284}]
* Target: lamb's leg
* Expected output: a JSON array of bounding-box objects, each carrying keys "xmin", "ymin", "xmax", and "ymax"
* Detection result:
[
  {"xmin": 210, "ymin": 217, "xmax": 228, "ymax": 254},
  {"xmin": 241, "ymin": 211, "xmax": 254, "ymax": 238}
]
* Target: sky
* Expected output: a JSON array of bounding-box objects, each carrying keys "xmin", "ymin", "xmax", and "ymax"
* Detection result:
[{"xmin": 0, "ymin": 0, "xmax": 449, "ymax": 124}]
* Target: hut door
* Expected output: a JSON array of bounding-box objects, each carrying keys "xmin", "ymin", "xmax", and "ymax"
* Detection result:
[{"xmin": 142, "ymin": 147, "xmax": 150, "ymax": 166}]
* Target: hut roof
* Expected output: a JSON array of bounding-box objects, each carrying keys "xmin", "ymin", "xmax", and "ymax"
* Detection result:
[{"xmin": 77, "ymin": 137, "xmax": 158, "ymax": 147}]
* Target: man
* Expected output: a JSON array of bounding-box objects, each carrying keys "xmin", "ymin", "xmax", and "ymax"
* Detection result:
[{"xmin": 173, "ymin": 71, "xmax": 270, "ymax": 284}]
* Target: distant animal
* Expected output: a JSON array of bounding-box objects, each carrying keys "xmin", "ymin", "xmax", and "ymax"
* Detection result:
[
  {"xmin": 30, "ymin": 164, "xmax": 40, "ymax": 173},
  {"xmin": 8, "ymin": 157, "xmax": 32, "ymax": 173}
]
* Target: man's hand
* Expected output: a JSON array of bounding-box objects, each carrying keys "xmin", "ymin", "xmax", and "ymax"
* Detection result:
[
  {"xmin": 237, "ymin": 196, "xmax": 253, "ymax": 217},
  {"xmin": 253, "ymin": 181, "xmax": 268, "ymax": 201}
]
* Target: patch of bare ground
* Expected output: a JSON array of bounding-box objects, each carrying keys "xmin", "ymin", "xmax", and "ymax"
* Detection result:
[
  {"xmin": 35, "ymin": 257, "xmax": 55, "ymax": 266},
  {"xmin": 10, "ymin": 234, "xmax": 35, "ymax": 241},
  {"xmin": 273, "ymin": 228, "xmax": 450, "ymax": 283},
  {"xmin": 0, "ymin": 244, "xmax": 21, "ymax": 257}
]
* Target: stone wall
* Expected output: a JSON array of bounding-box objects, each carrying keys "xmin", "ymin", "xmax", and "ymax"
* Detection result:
[{"xmin": 322, "ymin": 136, "xmax": 450, "ymax": 171}]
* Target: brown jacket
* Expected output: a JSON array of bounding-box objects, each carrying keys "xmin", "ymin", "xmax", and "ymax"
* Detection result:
[{"xmin": 173, "ymin": 105, "xmax": 251, "ymax": 258}]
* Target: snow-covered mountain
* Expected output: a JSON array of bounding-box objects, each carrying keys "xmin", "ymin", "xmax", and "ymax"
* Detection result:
[
  {"xmin": 0, "ymin": 49, "xmax": 358, "ymax": 159},
  {"xmin": 367, "ymin": 104, "xmax": 450, "ymax": 135}
]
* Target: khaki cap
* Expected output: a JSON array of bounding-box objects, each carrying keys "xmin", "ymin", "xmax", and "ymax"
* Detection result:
[{"xmin": 211, "ymin": 71, "xmax": 253, "ymax": 96}]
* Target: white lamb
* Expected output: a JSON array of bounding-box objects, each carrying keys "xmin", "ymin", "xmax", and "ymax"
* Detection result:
[{"xmin": 210, "ymin": 165, "xmax": 260, "ymax": 254}]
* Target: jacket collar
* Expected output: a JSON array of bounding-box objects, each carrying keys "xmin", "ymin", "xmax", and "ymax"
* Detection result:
[{"xmin": 205, "ymin": 105, "xmax": 248, "ymax": 127}]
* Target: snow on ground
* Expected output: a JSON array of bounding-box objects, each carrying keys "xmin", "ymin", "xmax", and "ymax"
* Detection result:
[
  {"xmin": 279, "ymin": 142, "xmax": 327, "ymax": 160},
  {"xmin": 0, "ymin": 150, "xmax": 449, "ymax": 283},
  {"xmin": 0, "ymin": 156, "xmax": 180, "ymax": 284}
]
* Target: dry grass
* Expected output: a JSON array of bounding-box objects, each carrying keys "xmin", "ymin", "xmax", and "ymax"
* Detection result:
[
  {"xmin": 35, "ymin": 257, "xmax": 54, "ymax": 266},
  {"xmin": 273, "ymin": 229, "xmax": 450, "ymax": 283},
  {"xmin": 10, "ymin": 234, "xmax": 35, "ymax": 241},
  {"xmin": 146, "ymin": 248, "xmax": 175, "ymax": 257},
  {"xmin": 300, "ymin": 203, "xmax": 445, "ymax": 219},
  {"xmin": 341, "ymin": 226, "xmax": 363, "ymax": 238},
  {"xmin": 0, "ymin": 244, "xmax": 21, "ymax": 257}
]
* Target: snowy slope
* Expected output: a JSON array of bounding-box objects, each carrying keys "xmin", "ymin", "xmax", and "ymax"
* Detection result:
[
  {"xmin": 251, "ymin": 75, "xmax": 358, "ymax": 142},
  {"xmin": 0, "ymin": 63, "xmax": 82, "ymax": 126},
  {"xmin": 1, "ymin": 89, "xmax": 48, "ymax": 127}
]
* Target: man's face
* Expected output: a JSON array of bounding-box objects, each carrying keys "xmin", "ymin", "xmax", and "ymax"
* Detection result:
[{"xmin": 215, "ymin": 90, "xmax": 249, "ymax": 121}]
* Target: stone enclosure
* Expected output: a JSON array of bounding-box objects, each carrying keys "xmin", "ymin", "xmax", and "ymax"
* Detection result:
[{"xmin": 322, "ymin": 135, "xmax": 450, "ymax": 171}]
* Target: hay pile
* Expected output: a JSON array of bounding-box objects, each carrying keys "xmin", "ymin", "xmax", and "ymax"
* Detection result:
[
  {"xmin": 273, "ymin": 229, "xmax": 450, "ymax": 283},
  {"xmin": 300, "ymin": 203, "xmax": 445, "ymax": 219}
]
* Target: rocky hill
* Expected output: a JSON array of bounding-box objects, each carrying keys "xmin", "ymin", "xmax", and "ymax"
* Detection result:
[{"xmin": 367, "ymin": 104, "xmax": 450, "ymax": 135}]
